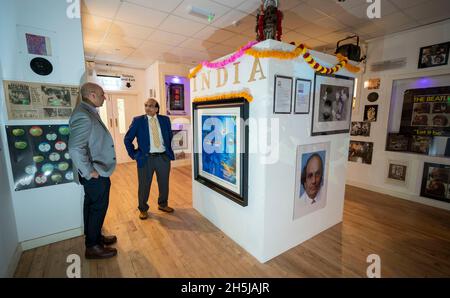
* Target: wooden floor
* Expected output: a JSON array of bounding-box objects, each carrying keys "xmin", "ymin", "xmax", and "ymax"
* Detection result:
[{"xmin": 15, "ymin": 163, "xmax": 450, "ymax": 277}]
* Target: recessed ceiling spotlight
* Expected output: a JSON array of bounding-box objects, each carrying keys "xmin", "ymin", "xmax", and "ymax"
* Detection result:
[{"xmin": 187, "ymin": 5, "xmax": 215, "ymax": 23}]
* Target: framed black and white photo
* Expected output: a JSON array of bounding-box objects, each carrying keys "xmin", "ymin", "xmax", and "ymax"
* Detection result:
[
  {"xmin": 294, "ymin": 78, "xmax": 311, "ymax": 114},
  {"xmin": 385, "ymin": 159, "xmax": 409, "ymax": 186},
  {"xmin": 350, "ymin": 121, "xmax": 371, "ymax": 137},
  {"xmin": 418, "ymin": 42, "xmax": 450, "ymax": 69},
  {"xmin": 311, "ymin": 73, "xmax": 354, "ymax": 136},
  {"xmin": 273, "ymin": 75, "xmax": 293, "ymax": 114},
  {"xmin": 193, "ymin": 98, "xmax": 249, "ymax": 206},
  {"xmin": 293, "ymin": 142, "xmax": 330, "ymax": 220}
]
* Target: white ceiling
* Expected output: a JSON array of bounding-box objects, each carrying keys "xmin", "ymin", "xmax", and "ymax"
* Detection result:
[{"xmin": 81, "ymin": 0, "xmax": 450, "ymax": 69}]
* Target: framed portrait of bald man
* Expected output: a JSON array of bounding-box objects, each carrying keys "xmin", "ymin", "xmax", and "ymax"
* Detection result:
[{"xmin": 293, "ymin": 142, "xmax": 330, "ymax": 220}]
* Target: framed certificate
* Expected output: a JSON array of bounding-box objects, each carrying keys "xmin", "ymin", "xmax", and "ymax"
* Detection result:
[
  {"xmin": 294, "ymin": 78, "xmax": 311, "ymax": 114},
  {"xmin": 273, "ymin": 75, "xmax": 293, "ymax": 114}
]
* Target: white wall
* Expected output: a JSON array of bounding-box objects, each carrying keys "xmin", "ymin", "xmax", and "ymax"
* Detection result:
[
  {"xmin": 191, "ymin": 40, "xmax": 353, "ymax": 262},
  {"xmin": 347, "ymin": 19, "xmax": 450, "ymax": 211},
  {"xmin": 0, "ymin": 60, "xmax": 20, "ymax": 278},
  {"xmin": 0, "ymin": 0, "xmax": 86, "ymax": 254}
]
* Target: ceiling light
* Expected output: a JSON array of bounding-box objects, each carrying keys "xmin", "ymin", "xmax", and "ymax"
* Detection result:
[{"xmin": 187, "ymin": 5, "xmax": 215, "ymax": 23}]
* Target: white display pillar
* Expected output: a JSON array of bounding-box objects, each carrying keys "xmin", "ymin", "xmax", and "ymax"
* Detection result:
[{"xmin": 190, "ymin": 40, "xmax": 355, "ymax": 262}]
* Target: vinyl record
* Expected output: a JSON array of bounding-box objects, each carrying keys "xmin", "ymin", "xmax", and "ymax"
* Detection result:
[
  {"xmin": 367, "ymin": 92, "xmax": 379, "ymax": 102},
  {"xmin": 30, "ymin": 57, "xmax": 53, "ymax": 76}
]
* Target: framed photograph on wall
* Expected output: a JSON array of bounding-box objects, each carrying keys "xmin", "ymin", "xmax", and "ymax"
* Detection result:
[
  {"xmin": 348, "ymin": 140, "xmax": 374, "ymax": 164},
  {"xmin": 294, "ymin": 78, "xmax": 311, "ymax": 114},
  {"xmin": 273, "ymin": 75, "xmax": 293, "ymax": 114},
  {"xmin": 386, "ymin": 133, "xmax": 409, "ymax": 152},
  {"xmin": 167, "ymin": 82, "xmax": 186, "ymax": 115},
  {"xmin": 350, "ymin": 121, "xmax": 371, "ymax": 137},
  {"xmin": 193, "ymin": 98, "xmax": 249, "ymax": 206},
  {"xmin": 363, "ymin": 105, "xmax": 378, "ymax": 122},
  {"xmin": 420, "ymin": 162, "xmax": 450, "ymax": 203},
  {"xmin": 293, "ymin": 142, "xmax": 330, "ymax": 220},
  {"xmin": 311, "ymin": 73, "xmax": 354, "ymax": 136},
  {"xmin": 171, "ymin": 130, "xmax": 188, "ymax": 150},
  {"xmin": 410, "ymin": 135, "xmax": 432, "ymax": 154},
  {"xmin": 385, "ymin": 159, "xmax": 409, "ymax": 186},
  {"xmin": 418, "ymin": 42, "xmax": 450, "ymax": 69}
]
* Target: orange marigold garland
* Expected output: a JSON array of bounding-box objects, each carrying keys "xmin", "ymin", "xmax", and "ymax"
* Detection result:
[
  {"xmin": 193, "ymin": 90, "xmax": 253, "ymax": 103},
  {"xmin": 189, "ymin": 42, "xmax": 360, "ymax": 78}
]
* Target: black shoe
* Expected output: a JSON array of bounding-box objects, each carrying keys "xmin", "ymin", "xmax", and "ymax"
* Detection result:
[
  {"xmin": 101, "ymin": 235, "xmax": 117, "ymax": 246},
  {"xmin": 85, "ymin": 245, "xmax": 117, "ymax": 259}
]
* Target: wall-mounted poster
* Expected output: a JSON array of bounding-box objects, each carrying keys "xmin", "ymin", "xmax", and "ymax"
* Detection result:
[
  {"xmin": 348, "ymin": 141, "xmax": 373, "ymax": 164},
  {"xmin": 293, "ymin": 142, "xmax": 330, "ymax": 220},
  {"xmin": 311, "ymin": 73, "xmax": 354, "ymax": 135},
  {"xmin": 420, "ymin": 162, "xmax": 450, "ymax": 203},
  {"xmin": 294, "ymin": 78, "xmax": 311, "ymax": 114},
  {"xmin": 418, "ymin": 42, "xmax": 449, "ymax": 69},
  {"xmin": 172, "ymin": 130, "xmax": 188, "ymax": 150},
  {"xmin": 363, "ymin": 105, "xmax": 378, "ymax": 122},
  {"xmin": 193, "ymin": 98, "xmax": 249, "ymax": 206},
  {"xmin": 386, "ymin": 159, "xmax": 409, "ymax": 186},
  {"xmin": 400, "ymin": 86, "xmax": 450, "ymax": 137},
  {"xmin": 168, "ymin": 83, "xmax": 185, "ymax": 112},
  {"xmin": 350, "ymin": 121, "xmax": 371, "ymax": 137},
  {"xmin": 5, "ymin": 125, "xmax": 74, "ymax": 191},
  {"xmin": 3, "ymin": 80, "xmax": 78, "ymax": 120},
  {"xmin": 386, "ymin": 133, "xmax": 409, "ymax": 152},
  {"xmin": 273, "ymin": 75, "xmax": 293, "ymax": 114}
]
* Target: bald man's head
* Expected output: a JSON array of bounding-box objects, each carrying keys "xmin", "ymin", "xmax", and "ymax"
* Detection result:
[
  {"xmin": 144, "ymin": 98, "xmax": 159, "ymax": 116},
  {"xmin": 80, "ymin": 82, "xmax": 106, "ymax": 107}
]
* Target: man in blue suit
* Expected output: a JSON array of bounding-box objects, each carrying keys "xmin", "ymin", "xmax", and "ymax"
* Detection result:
[{"xmin": 124, "ymin": 98, "xmax": 175, "ymax": 220}]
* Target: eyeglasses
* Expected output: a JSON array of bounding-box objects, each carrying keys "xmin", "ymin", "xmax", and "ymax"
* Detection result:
[{"xmin": 145, "ymin": 104, "xmax": 157, "ymax": 108}]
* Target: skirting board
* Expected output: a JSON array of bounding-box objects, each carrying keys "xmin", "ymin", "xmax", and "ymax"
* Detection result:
[
  {"xmin": 6, "ymin": 244, "xmax": 22, "ymax": 278},
  {"xmin": 20, "ymin": 227, "xmax": 83, "ymax": 251},
  {"xmin": 346, "ymin": 180, "xmax": 450, "ymax": 211}
]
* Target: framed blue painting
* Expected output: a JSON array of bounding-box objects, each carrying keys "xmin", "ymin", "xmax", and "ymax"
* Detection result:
[{"xmin": 193, "ymin": 98, "xmax": 249, "ymax": 206}]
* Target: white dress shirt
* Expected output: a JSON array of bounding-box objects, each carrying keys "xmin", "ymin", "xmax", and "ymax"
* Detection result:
[
  {"xmin": 147, "ymin": 115, "xmax": 166, "ymax": 153},
  {"xmin": 300, "ymin": 189, "xmax": 321, "ymax": 205}
]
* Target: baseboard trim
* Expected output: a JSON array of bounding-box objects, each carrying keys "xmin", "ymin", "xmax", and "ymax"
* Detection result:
[
  {"xmin": 346, "ymin": 180, "xmax": 450, "ymax": 211},
  {"xmin": 6, "ymin": 244, "xmax": 22, "ymax": 278},
  {"xmin": 20, "ymin": 227, "xmax": 83, "ymax": 251}
]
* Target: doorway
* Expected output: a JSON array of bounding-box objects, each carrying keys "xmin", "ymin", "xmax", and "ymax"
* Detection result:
[{"xmin": 98, "ymin": 93, "xmax": 139, "ymax": 164}]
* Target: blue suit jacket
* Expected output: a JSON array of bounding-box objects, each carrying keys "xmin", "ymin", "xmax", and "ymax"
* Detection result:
[{"xmin": 124, "ymin": 114, "xmax": 175, "ymax": 168}]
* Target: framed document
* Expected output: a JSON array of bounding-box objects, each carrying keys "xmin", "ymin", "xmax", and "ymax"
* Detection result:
[
  {"xmin": 294, "ymin": 78, "xmax": 311, "ymax": 114},
  {"xmin": 273, "ymin": 75, "xmax": 293, "ymax": 114}
]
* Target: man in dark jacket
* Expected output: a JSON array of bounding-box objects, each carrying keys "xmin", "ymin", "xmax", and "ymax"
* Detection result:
[{"xmin": 124, "ymin": 98, "xmax": 175, "ymax": 220}]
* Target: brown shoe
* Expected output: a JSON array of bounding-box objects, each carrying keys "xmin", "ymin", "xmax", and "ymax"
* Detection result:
[
  {"xmin": 139, "ymin": 211, "xmax": 148, "ymax": 220},
  {"xmin": 158, "ymin": 205, "xmax": 174, "ymax": 213},
  {"xmin": 101, "ymin": 235, "xmax": 117, "ymax": 246},
  {"xmin": 85, "ymin": 245, "xmax": 117, "ymax": 259}
]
